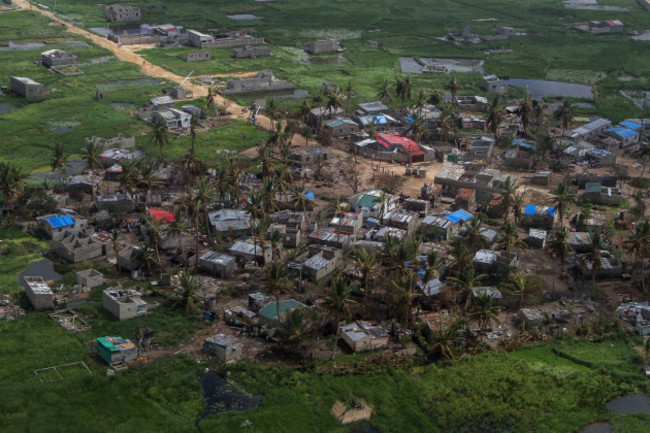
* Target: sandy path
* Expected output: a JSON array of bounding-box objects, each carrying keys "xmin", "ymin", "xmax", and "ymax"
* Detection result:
[{"xmin": 14, "ymin": 0, "xmax": 275, "ymax": 130}]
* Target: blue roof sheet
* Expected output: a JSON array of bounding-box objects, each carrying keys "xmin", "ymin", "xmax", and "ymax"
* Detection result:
[
  {"xmin": 616, "ymin": 129, "xmax": 639, "ymax": 138},
  {"xmin": 44, "ymin": 215, "xmax": 75, "ymax": 229},
  {"xmin": 620, "ymin": 121, "xmax": 642, "ymax": 130},
  {"xmin": 374, "ymin": 115, "xmax": 387, "ymax": 125},
  {"xmin": 405, "ymin": 116, "xmax": 414, "ymax": 124},
  {"xmin": 444, "ymin": 209, "xmax": 473, "ymax": 224},
  {"xmin": 523, "ymin": 205, "xmax": 536, "ymax": 215},
  {"xmin": 303, "ymin": 191, "xmax": 315, "ymax": 202}
]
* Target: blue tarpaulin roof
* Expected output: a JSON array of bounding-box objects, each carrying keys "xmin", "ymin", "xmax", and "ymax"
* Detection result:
[
  {"xmin": 615, "ymin": 129, "xmax": 639, "ymax": 138},
  {"xmin": 523, "ymin": 205, "xmax": 555, "ymax": 216},
  {"xmin": 444, "ymin": 209, "xmax": 473, "ymax": 224},
  {"xmin": 44, "ymin": 214, "xmax": 74, "ymax": 228},
  {"xmin": 405, "ymin": 116, "xmax": 414, "ymax": 124},
  {"xmin": 303, "ymin": 191, "xmax": 315, "ymax": 202},
  {"xmin": 620, "ymin": 121, "xmax": 642, "ymax": 130}
]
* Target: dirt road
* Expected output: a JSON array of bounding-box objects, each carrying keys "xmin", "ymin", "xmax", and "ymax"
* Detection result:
[{"xmin": 13, "ymin": 0, "xmax": 275, "ymax": 130}]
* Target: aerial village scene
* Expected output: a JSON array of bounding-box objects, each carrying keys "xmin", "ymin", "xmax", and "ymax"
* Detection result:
[{"xmin": 3, "ymin": 0, "xmax": 650, "ymax": 431}]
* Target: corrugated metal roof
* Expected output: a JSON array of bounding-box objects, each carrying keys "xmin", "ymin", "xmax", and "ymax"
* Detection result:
[{"xmin": 620, "ymin": 121, "xmax": 642, "ymax": 130}]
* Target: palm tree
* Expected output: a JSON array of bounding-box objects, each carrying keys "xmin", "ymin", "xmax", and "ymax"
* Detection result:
[
  {"xmin": 206, "ymin": 86, "xmax": 217, "ymax": 116},
  {"xmin": 278, "ymin": 308, "xmax": 309, "ymax": 346},
  {"xmin": 447, "ymin": 240, "xmax": 473, "ymax": 278},
  {"xmin": 50, "ymin": 142, "xmax": 68, "ymax": 186},
  {"xmin": 447, "ymin": 75, "xmax": 459, "ymax": 102},
  {"xmin": 111, "ymin": 229, "xmax": 121, "ymax": 270},
  {"xmin": 550, "ymin": 181, "xmax": 576, "ymax": 227},
  {"xmin": 554, "ymin": 101, "xmax": 575, "ymax": 135},
  {"xmin": 298, "ymin": 99, "xmax": 312, "ymax": 123},
  {"xmin": 376, "ymin": 78, "xmax": 392, "ymax": 105},
  {"xmin": 135, "ymin": 242, "xmax": 157, "ymax": 276},
  {"xmin": 549, "ymin": 228, "xmax": 573, "ymax": 274},
  {"xmin": 415, "ymin": 90, "xmax": 427, "ymax": 118},
  {"xmin": 179, "ymin": 271, "xmax": 197, "ymax": 312},
  {"xmin": 118, "ymin": 159, "xmax": 138, "ymax": 218},
  {"xmin": 584, "ymin": 231, "xmax": 603, "ymax": 293},
  {"xmin": 486, "ymin": 95, "xmax": 503, "ymax": 140},
  {"xmin": 251, "ymin": 218, "xmax": 270, "ymax": 266},
  {"xmin": 265, "ymin": 261, "xmax": 293, "ymax": 322},
  {"xmin": 501, "ymin": 176, "xmax": 518, "ymax": 221},
  {"xmin": 148, "ymin": 121, "xmax": 170, "ymax": 164},
  {"xmin": 396, "ymin": 76, "xmax": 413, "ymax": 111},
  {"xmin": 421, "ymin": 249, "xmax": 444, "ymax": 288},
  {"xmin": 326, "ymin": 90, "xmax": 344, "ymax": 116},
  {"xmin": 325, "ymin": 275, "xmax": 356, "ymax": 360},
  {"xmin": 268, "ymin": 228, "xmax": 283, "ymax": 262},
  {"xmin": 391, "ymin": 270, "xmax": 419, "ymax": 328},
  {"xmin": 353, "ymin": 248, "xmax": 379, "ymax": 304},
  {"xmin": 266, "ymin": 98, "xmax": 279, "ymax": 132},
  {"xmin": 143, "ymin": 214, "xmax": 164, "ymax": 270},
  {"xmin": 0, "ymin": 162, "xmax": 25, "ymax": 211},
  {"xmin": 447, "ymin": 270, "xmax": 487, "ymax": 313},
  {"xmin": 469, "ymin": 293, "xmax": 501, "ymax": 335},
  {"xmin": 310, "ymin": 88, "xmax": 325, "ymax": 128},
  {"xmin": 345, "ymin": 80, "xmax": 355, "ymax": 114},
  {"xmin": 512, "ymin": 190, "xmax": 527, "ymax": 225},
  {"xmin": 460, "ymin": 218, "xmax": 489, "ymax": 254},
  {"xmin": 519, "ymin": 90, "xmax": 532, "ymax": 137},
  {"xmin": 427, "ymin": 317, "xmax": 465, "ymax": 363},
  {"xmin": 408, "ymin": 114, "xmax": 427, "ymax": 143},
  {"xmin": 509, "ymin": 272, "xmax": 532, "ymax": 309},
  {"xmin": 496, "ymin": 221, "xmax": 526, "ymax": 257},
  {"xmin": 137, "ymin": 160, "xmax": 160, "ymax": 205},
  {"xmin": 82, "ymin": 141, "xmax": 103, "ymax": 201},
  {"xmin": 625, "ymin": 219, "xmax": 650, "ymax": 294},
  {"xmin": 166, "ymin": 206, "xmax": 190, "ymax": 268},
  {"xmin": 292, "ymin": 186, "xmax": 313, "ymax": 221},
  {"xmin": 195, "ymin": 178, "xmax": 215, "ymax": 247}
]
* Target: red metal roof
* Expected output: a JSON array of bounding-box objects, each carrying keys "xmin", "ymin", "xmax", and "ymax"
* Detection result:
[
  {"xmin": 148, "ymin": 208, "xmax": 175, "ymax": 223},
  {"xmin": 377, "ymin": 133, "xmax": 421, "ymax": 154},
  {"xmin": 606, "ymin": 20, "xmax": 616, "ymax": 26}
]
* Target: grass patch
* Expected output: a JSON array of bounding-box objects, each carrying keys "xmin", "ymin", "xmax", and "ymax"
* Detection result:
[{"xmin": 0, "ymin": 229, "xmax": 49, "ymax": 297}]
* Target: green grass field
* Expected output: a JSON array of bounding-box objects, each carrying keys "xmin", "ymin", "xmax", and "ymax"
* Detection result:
[
  {"xmin": 0, "ymin": 11, "xmax": 267, "ymax": 173},
  {"xmin": 28, "ymin": 0, "xmax": 650, "ymax": 121}
]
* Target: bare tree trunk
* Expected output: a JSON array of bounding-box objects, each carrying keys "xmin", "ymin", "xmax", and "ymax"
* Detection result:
[{"xmin": 331, "ymin": 312, "xmax": 341, "ymax": 360}]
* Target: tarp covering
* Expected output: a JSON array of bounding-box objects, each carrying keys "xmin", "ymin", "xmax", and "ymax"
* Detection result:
[
  {"xmin": 43, "ymin": 215, "xmax": 74, "ymax": 229},
  {"xmin": 148, "ymin": 208, "xmax": 175, "ymax": 223}
]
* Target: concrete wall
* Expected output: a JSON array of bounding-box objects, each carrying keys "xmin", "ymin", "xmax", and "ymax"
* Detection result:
[
  {"xmin": 10, "ymin": 77, "xmax": 45, "ymax": 98},
  {"xmin": 233, "ymin": 45, "xmax": 271, "ymax": 58},
  {"xmin": 102, "ymin": 290, "xmax": 147, "ymax": 320},
  {"xmin": 185, "ymin": 51, "xmax": 211, "ymax": 62},
  {"xmin": 202, "ymin": 37, "xmax": 265, "ymax": 49}
]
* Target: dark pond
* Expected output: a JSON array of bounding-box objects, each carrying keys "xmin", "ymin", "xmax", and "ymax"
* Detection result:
[
  {"xmin": 606, "ymin": 393, "xmax": 650, "ymax": 415},
  {"xmin": 199, "ymin": 371, "xmax": 262, "ymax": 416},
  {"xmin": 0, "ymin": 102, "xmax": 16, "ymax": 113},
  {"xmin": 500, "ymin": 78, "xmax": 594, "ymax": 99}
]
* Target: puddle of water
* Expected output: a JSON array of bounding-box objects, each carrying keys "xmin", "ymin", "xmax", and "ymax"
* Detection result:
[
  {"xmin": 310, "ymin": 54, "xmax": 345, "ymax": 65},
  {"xmin": 110, "ymin": 102, "xmax": 136, "ymax": 109},
  {"xmin": 500, "ymin": 78, "xmax": 593, "ymax": 99},
  {"xmin": 96, "ymin": 78, "xmax": 160, "ymax": 90},
  {"xmin": 0, "ymin": 102, "xmax": 16, "ymax": 113},
  {"xmin": 620, "ymin": 90, "xmax": 649, "ymax": 109},
  {"xmin": 275, "ymin": 89, "xmax": 309, "ymax": 99},
  {"xmin": 606, "ymin": 393, "xmax": 650, "ymax": 415},
  {"xmin": 349, "ymin": 422, "xmax": 380, "ymax": 433},
  {"xmin": 63, "ymin": 40, "xmax": 90, "ymax": 48},
  {"xmin": 49, "ymin": 121, "xmax": 80, "ymax": 133},
  {"xmin": 52, "ymin": 126, "xmax": 73, "ymax": 133},
  {"xmin": 579, "ymin": 423, "xmax": 613, "ymax": 433},
  {"xmin": 227, "ymin": 14, "xmax": 261, "ymax": 20},
  {"xmin": 419, "ymin": 57, "xmax": 485, "ymax": 74},
  {"xmin": 632, "ymin": 30, "xmax": 650, "ymax": 41},
  {"xmin": 199, "ymin": 371, "xmax": 261, "ymax": 416},
  {"xmin": 399, "ymin": 57, "xmax": 423, "ymax": 74},
  {"xmin": 31, "ymin": 160, "xmax": 86, "ymax": 181},
  {"xmin": 0, "ymin": 41, "xmax": 45, "ymax": 51},
  {"xmin": 88, "ymin": 56, "xmax": 113, "ymax": 64}
]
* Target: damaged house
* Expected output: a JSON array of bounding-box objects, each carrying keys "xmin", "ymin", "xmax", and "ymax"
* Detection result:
[
  {"xmin": 199, "ymin": 251, "xmax": 236, "ymax": 279},
  {"xmin": 340, "ymin": 321, "xmax": 389, "ymax": 353},
  {"xmin": 521, "ymin": 205, "xmax": 556, "ymax": 230},
  {"xmin": 102, "ymin": 287, "xmax": 147, "ymax": 321},
  {"xmin": 24, "ymin": 276, "xmax": 54, "ymax": 311},
  {"xmin": 52, "ymin": 229, "xmax": 109, "ymax": 263},
  {"xmin": 473, "ymin": 249, "xmax": 518, "ymax": 273}
]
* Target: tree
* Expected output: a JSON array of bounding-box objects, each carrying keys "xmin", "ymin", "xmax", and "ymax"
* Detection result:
[
  {"xmin": 554, "ymin": 101, "xmax": 575, "ymax": 134},
  {"xmin": 353, "ymin": 248, "xmax": 379, "ymax": 304},
  {"xmin": 206, "ymin": 86, "xmax": 217, "ymax": 116},
  {"xmin": 626, "ymin": 219, "xmax": 650, "ymax": 294},
  {"xmin": 111, "ymin": 229, "xmax": 121, "ymax": 270},
  {"xmin": 460, "ymin": 218, "xmax": 489, "ymax": 254},
  {"xmin": 512, "ymin": 190, "xmax": 527, "ymax": 225},
  {"xmin": 266, "ymin": 98, "xmax": 279, "ymax": 132},
  {"xmin": 447, "ymin": 240, "xmax": 473, "ymax": 278},
  {"xmin": 345, "ymin": 80, "xmax": 355, "ymax": 114},
  {"xmin": 584, "ymin": 231, "xmax": 603, "ymax": 293},
  {"xmin": 326, "ymin": 90, "xmax": 344, "ymax": 117},
  {"xmin": 391, "ymin": 271, "xmax": 419, "ymax": 328},
  {"xmin": 325, "ymin": 275, "xmax": 356, "ymax": 360},
  {"xmin": 508, "ymin": 272, "xmax": 533, "ymax": 309},
  {"xmin": 395, "ymin": 75, "xmax": 413, "ymax": 111},
  {"xmin": 550, "ymin": 180, "xmax": 576, "ymax": 227},
  {"xmin": 0, "ymin": 162, "xmax": 25, "ymax": 211},
  {"xmin": 549, "ymin": 227, "xmax": 573, "ymax": 274},
  {"xmin": 486, "ymin": 95, "xmax": 504, "ymax": 140},
  {"xmin": 82, "ymin": 140, "xmax": 103, "ymax": 201},
  {"xmin": 298, "ymin": 99, "xmax": 312, "ymax": 123},
  {"xmin": 501, "ymin": 176, "xmax": 518, "ymax": 222},
  {"xmin": 179, "ymin": 271, "xmax": 197, "ymax": 312},
  {"xmin": 519, "ymin": 90, "xmax": 532, "ymax": 137},
  {"xmin": 265, "ymin": 262, "xmax": 294, "ymax": 322},
  {"xmin": 427, "ymin": 317, "xmax": 465, "ymax": 363},
  {"xmin": 469, "ymin": 293, "xmax": 501, "ymax": 336},
  {"xmin": 447, "ymin": 75, "xmax": 459, "ymax": 102},
  {"xmin": 135, "ymin": 243, "xmax": 157, "ymax": 276},
  {"xmin": 143, "ymin": 214, "xmax": 164, "ymax": 270},
  {"xmin": 268, "ymin": 227, "xmax": 283, "ymax": 262},
  {"xmin": 496, "ymin": 221, "xmax": 526, "ymax": 257},
  {"xmin": 310, "ymin": 89, "xmax": 325, "ymax": 128},
  {"xmin": 118, "ymin": 159, "xmax": 139, "ymax": 218},
  {"xmin": 447, "ymin": 270, "xmax": 487, "ymax": 313},
  {"xmin": 341, "ymin": 157, "xmax": 362, "ymax": 194},
  {"xmin": 166, "ymin": 206, "xmax": 190, "ymax": 268},
  {"xmin": 415, "ymin": 90, "xmax": 427, "ymax": 118},
  {"xmin": 376, "ymin": 78, "xmax": 392, "ymax": 105},
  {"xmin": 137, "ymin": 160, "xmax": 161, "ymax": 205},
  {"xmin": 149, "ymin": 121, "xmax": 170, "ymax": 164},
  {"xmin": 408, "ymin": 114, "xmax": 427, "ymax": 143},
  {"xmin": 278, "ymin": 308, "xmax": 310, "ymax": 346},
  {"xmin": 50, "ymin": 142, "xmax": 68, "ymax": 186},
  {"xmin": 421, "ymin": 250, "xmax": 444, "ymax": 288}
]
